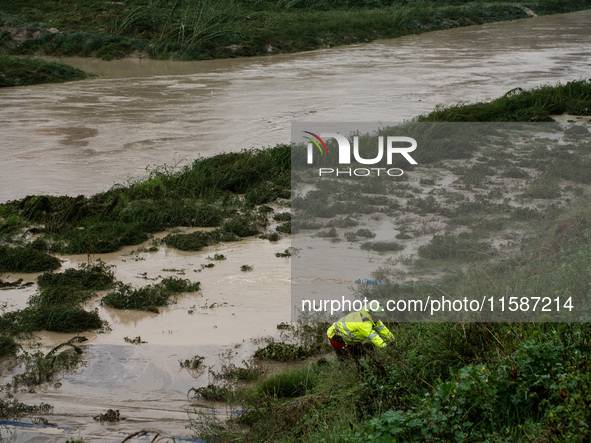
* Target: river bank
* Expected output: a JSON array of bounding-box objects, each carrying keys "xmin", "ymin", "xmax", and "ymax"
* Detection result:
[
  {"xmin": 1, "ymin": 9, "xmax": 590, "ymax": 202},
  {"xmin": 1, "ymin": 0, "xmax": 591, "ymax": 86}
]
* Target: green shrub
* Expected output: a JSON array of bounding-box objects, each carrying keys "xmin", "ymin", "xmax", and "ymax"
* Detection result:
[
  {"xmin": 101, "ymin": 277, "xmax": 200, "ymax": 312},
  {"xmin": 253, "ymin": 366, "xmax": 318, "ymax": 399},
  {"xmin": 37, "ymin": 262, "xmax": 115, "ymax": 291},
  {"xmin": 418, "ymin": 233, "xmax": 493, "ymax": 260},
  {"xmin": 26, "ymin": 307, "xmax": 102, "ymax": 332},
  {"xmin": 254, "ymin": 342, "xmax": 314, "ymax": 362},
  {"xmin": 0, "ymin": 52, "xmax": 88, "ymax": 87},
  {"xmin": 0, "ymin": 335, "xmax": 19, "ymax": 357},
  {"xmin": 0, "ymin": 245, "xmax": 61, "ymax": 273}
]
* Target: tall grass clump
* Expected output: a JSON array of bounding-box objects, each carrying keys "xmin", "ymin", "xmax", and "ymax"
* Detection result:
[
  {"xmin": 101, "ymin": 277, "xmax": 200, "ymax": 312},
  {"xmin": 418, "ymin": 233, "xmax": 493, "ymax": 261},
  {"xmin": 37, "ymin": 261, "xmax": 115, "ymax": 290},
  {"xmin": 0, "ymin": 245, "xmax": 61, "ymax": 273}
]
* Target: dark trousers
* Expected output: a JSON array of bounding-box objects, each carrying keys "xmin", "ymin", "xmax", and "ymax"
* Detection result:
[{"xmin": 334, "ymin": 343, "xmax": 365, "ymax": 361}]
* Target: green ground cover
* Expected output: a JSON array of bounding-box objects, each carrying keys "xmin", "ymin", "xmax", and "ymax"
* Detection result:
[
  {"xmin": 0, "ymin": 51, "xmax": 88, "ymax": 86},
  {"xmin": 1, "ymin": 0, "xmax": 589, "ymax": 62}
]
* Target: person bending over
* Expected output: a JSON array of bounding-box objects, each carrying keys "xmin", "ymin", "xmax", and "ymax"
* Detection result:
[{"xmin": 327, "ymin": 303, "xmax": 393, "ymax": 360}]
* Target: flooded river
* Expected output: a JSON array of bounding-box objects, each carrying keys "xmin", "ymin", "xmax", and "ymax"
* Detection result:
[
  {"xmin": 1, "ymin": 10, "xmax": 591, "ymax": 442},
  {"xmin": 1, "ymin": 11, "xmax": 590, "ymax": 202}
]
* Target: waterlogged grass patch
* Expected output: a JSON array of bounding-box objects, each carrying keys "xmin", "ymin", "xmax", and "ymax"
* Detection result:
[
  {"xmin": 10, "ymin": 338, "xmax": 85, "ymax": 389},
  {"xmin": 124, "ymin": 336, "xmax": 147, "ymax": 345},
  {"xmin": 37, "ymin": 261, "xmax": 115, "ymax": 291},
  {"xmin": 418, "ymin": 233, "xmax": 494, "ymax": 261},
  {"xmin": 63, "ymin": 221, "xmax": 150, "ymax": 254},
  {"xmin": 361, "ymin": 241, "xmax": 404, "ymax": 253},
  {"xmin": 253, "ymin": 342, "xmax": 315, "ymax": 362},
  {"xmin": 421, "ymin": 80, "xmax": 591, "ymax": 122},
  {"xmin": 0, "ymin": 335, "xmax": 19, "ymax": 357},
  {"xmin": 0, "ymin": 390, "xmax": 52, "ymax": 419},
  {"xmin": 101, "ymin": 277, "xmax": 200, "ymax": 312},
  {"xmin": 276, "ymin": 221, "xmax": 291, "ymax": 234},
  {"xmin": 189, "ymin": 384, "xmax": 235, "ymax": 402},
  {"xmin": 24, "ymin": 307, "xmax": 102, "ymax": 333},
  {"xmin": 207, "ymin": 253, "xmax": 226, "ymax": 261},
  {"xmin": 164, "ymin": 230, "xmax": 214, "ymax": 251},
  {"xmin": 180, "ymin": 355, "xmax": 205, "ymax": 370},
  {"xmin": 0, "ymin": 245, "xmax": 61, "ymax": 273},
  {"xmin": 28, "ymin": 286, "xmax": 94, "ymax": 309},
  {"xmin": 212, "ymin": 359, "xmax": 263, "ymax": 382}
]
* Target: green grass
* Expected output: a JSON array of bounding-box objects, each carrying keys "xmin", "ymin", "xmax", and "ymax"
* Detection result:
[
  {"xmin": 0, "ymin": 263, "xmax": 117, "ymax": 337},
  {"xmin": 1, "ymin": 0, "xmax": 589, "ymax": 61},
  {"xmin": 37, "ymin": 262, "xmax": 115, "ymax": 290},
  {"xmin": 1, "ymin": 145, "xmax": 290, "ymax": 255},
  {"xmin": 100, "ymin": 276, "xmax": 200, "ymax": 312},
  {"xmin": 417, "ymin": 232, "xmax": 494, "ymax": 261},
  {"xmin": 0, "ymin": 245, "xmax": 61, "ymax": 273},
  {"xmin": 184, "ymin": 81, "xmax": 591, "ymax": 442},
  {"xmin": 420, "ymin": 80, "xmax": 591, "ymax": 122},
  {"xmin": 0, "ymin": 51, "xmax": 88, "ymax": 87}
]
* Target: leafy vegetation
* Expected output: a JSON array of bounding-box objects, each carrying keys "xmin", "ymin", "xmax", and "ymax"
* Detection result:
[
  {"xmin": 421, "ymin": 80, "xmax": 591, "ymax": 122},
  {"xmin": 0, "ymin": 146, "xmax": 290, "ymax": 255},
  {"xmin": 101, "ymin": 276, "xmax": 200, "ymax": 312},
  {"xmin": 0, "ymin": 51, "xmax": 88, "ymax": 87},
  {"xmin": 0, "ymin": 245, "xmax": 61, "ymax": 272},
  {"xmin": 1, "ymin": 0, "xmax": 589, "ymax": 62},
  {"xmin": 185, "ymin": 81, "xmax": 591, "ymax": 441}
]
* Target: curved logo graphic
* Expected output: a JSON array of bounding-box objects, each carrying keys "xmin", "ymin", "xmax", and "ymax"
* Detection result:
[{"xmin": 302, "ymin": 131, "xmax": 328, "ymax": 155}]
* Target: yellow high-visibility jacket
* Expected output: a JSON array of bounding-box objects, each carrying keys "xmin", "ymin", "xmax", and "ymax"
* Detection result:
[{"xmin": 327, "ymin": 309, "xmax": 393, "ymax": 348}]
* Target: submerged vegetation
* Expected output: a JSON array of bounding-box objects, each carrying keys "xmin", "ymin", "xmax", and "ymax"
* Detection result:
[
  {"xmin": 0, "ymin": 263, "xmax": 114, "ymax": 338},
  {"xmin": 421, "ymin": 80, "xmax": 591, "ymax": 122},
  {"xmin": 101, "ymin": 276, "xmax": 201, "ymax": 312}
]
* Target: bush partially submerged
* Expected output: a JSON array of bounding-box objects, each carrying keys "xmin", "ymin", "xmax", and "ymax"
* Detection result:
[
  {"xmin": 418, "ymin": 233, "xmax": 493, "ymax": 261},
  {"xmin": 24, "ymin": 307, "xmax": 102, "ymax": 332},
  {"xmin": 0, "ymin": 335, "xmax": 19, "ymax": 357},
  {"xmin": 37, "ymin": 262, "xmax": 115, "ymax": 290},
  {"xmin": 0, "ymin": 245, "xmax": 61, "ymax": 273},
  {"xmin": 101, "ymin": 277, "xmax": 200, "ymax": 312}
]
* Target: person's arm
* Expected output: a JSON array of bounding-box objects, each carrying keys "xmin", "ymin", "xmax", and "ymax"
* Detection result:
[
  {"xmin": 364, "ymin": 323, "xmax": 387, "ymax": 348},
  {"xmin": 374, "ymin": 320, "xmax": 394, "ymax": 341}
]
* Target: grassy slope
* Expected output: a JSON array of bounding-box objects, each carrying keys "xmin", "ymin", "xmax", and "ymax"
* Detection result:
[
  {"xmin": 190, "ymin": 80, "xmax": 589, "ymax": 442},
  {"xmin": 1, "ymin": 0, "xmax": 589, "ymax": 86},
  {"xmin": 0, "ymin": 0, "xmax": 590, "ymax": 61}
]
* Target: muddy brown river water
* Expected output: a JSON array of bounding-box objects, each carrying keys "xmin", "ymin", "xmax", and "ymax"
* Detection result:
[
  {"xmin": 1, "ymin": 11, "xmax": 590, "ymax": 201},
  {"xmin": 1, "ymin": 10, "xmax": 591, "ymax": 442}
]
